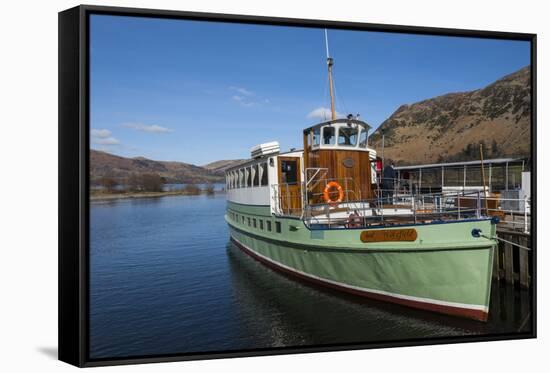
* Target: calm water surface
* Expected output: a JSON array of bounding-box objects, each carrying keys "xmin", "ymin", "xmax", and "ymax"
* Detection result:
[{"xmin": 90, "ymin": 194, "xmax": 532, "ymax": 359}]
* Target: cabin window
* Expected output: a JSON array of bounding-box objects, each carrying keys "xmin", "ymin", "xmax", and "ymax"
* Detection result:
[
  {"xmin": 281, "ymin": 159, "xmax": 298, "ymax": 184},
  {"xmin": 266, "ymin": 220, "xmax": 272, "ymax": 232},
  {"xmin": 338, "ymin": 126, "xmax": 358, "ymax": 146},
  {"xmin": 242, "ymin": 216, "xmax": 245, "ymax": 224},
  {"xmin": 243, "ymin": 168, "xmax": 249, "ymax": 187},
  {"xmin": 259, "ymin": 220, "xmax": 264, "ymax": 230},
  {"xmin": 253, "ymin": 164, "xmax": 259, "ymax": 186},
  {"xmin": 260, "ymin": 163, "xmax": 268, "ymax": 186},
  {"xmin": 359, "ymin": 128, "xmax": 368, "ymax": 148},
  {"xmin": 253, "ymin": 218, "xmax": 257, "ymax": 228},
  {"xmin": 248, "ymin": 217, "xmax": 251, "ymax": 226},
  {"xmin": 313, "ymin": 127, "xmax": 321, "ymax": 146},
  {"xmin": 275, "ymin": 221, "xmax": 281, "ymax": 233},
  {"xmin": 322, "ymin": 126, "xmax": 335, "ymax": 145}
]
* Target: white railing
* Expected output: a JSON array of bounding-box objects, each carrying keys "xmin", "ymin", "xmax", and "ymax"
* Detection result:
[{"xmin": 271, "ymin": 177, "xmax": 530, "ymax": 233}]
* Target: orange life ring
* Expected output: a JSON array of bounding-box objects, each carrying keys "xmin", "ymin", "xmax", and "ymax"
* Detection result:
[{"xmin": 323, "ymin": 181, "xmax": 344, "ymax": 206}]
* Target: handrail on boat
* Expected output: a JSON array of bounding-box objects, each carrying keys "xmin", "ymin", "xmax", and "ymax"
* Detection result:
[{"xmin": 271, "ymin": 176, "xmax": 530, "ymax": 233}]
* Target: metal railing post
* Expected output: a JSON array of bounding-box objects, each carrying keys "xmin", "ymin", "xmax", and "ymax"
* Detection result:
[
  {"xmin": 476, "ymin": 191, "xmax": 481, "ymax": 218},
  {"xmin": 457, "ymin": 191, "xmax": 461, "ymax": 219},
  {"xmin": 523, "ymin": 196, "xmax": 529, "ymax": 233}
]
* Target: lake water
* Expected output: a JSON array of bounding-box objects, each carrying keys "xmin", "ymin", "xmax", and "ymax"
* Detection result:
[{"xmin": 89, "ymin": 194, "xmax": 532, "ymax": 359}]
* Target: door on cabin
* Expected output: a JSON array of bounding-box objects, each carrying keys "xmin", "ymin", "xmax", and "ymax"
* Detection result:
[{"xmin": 278, "ymin": 157, "xmax": 302, "ymax": 215}]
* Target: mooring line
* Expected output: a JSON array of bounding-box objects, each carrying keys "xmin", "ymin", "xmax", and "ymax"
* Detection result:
[{"xmin": 482, "ymin": 234, "xmax": 531, "ymax": 251}]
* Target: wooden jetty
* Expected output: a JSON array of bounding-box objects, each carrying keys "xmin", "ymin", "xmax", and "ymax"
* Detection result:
[{"xmin": 493, "ymin": 226, "xmax": 532, "ymax": 288}]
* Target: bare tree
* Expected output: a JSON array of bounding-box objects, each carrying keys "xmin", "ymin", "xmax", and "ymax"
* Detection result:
[
  {"xmin": 99, "ymin": 175, "xmax": 118, "ymax": 193},
  {"xmin": 204, "ymin": 183, "xmax": 215, "ymax": 195},
  {"xmin": 141, "ymin": 173, "xmax": 164, "ymax": 192},
  {"xmin": 184, "ymin": 183, "xmax": 201, "ymax": 195}
]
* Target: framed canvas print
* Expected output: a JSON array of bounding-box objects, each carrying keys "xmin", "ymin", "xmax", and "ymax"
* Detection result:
[{"xmin": 58, "ymin": 4, "xmax": 536, "ymax": 367}]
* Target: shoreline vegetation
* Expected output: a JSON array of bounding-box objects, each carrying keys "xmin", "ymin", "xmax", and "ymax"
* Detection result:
[{"xmin": 91, "ymin": 174, "xmax": 222, "ymax": 202}]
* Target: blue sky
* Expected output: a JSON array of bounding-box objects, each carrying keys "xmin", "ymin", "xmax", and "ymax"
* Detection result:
[{"xmin": 90, "ymin": 15, "xmax": 530, "ymax": 165}]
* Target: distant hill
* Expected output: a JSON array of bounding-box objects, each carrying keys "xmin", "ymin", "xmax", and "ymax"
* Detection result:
[
  {"xmin": 90, "ymin": 150, "xmax": 242, "ymax": 185},
  {"xmin": 369, "ymin": 66, "xmax": 531, "ymax": 165},
  {"xmin": 202, "ymin": 159, "xmax": 247, "ymax": 173}
]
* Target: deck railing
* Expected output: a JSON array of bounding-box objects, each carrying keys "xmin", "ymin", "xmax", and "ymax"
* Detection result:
[{"xmin": 271, "ymin": 176, "xmax": 530, "ymax": 233}]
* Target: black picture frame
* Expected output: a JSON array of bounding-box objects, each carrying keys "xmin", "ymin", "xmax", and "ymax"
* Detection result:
[{"xmin": 59, "ymin": 4, "xmax": 537, "ymax": 367}]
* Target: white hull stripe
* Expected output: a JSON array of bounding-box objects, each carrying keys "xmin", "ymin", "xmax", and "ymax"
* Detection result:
[{"xmin": 232, "ymin": 234, "xmax": 489, "ymax": 313}]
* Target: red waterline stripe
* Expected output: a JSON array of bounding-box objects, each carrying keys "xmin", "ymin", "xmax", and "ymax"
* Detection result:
[{"xmin": 230, "ymin": 237, "xmax": 488, "ymax": 322}]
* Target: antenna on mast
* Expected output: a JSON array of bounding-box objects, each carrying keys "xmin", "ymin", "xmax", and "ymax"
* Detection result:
[
  {"xmin": 324, "ymin": 29, "xmax": 336, "ymax": 121},
  {"xmin": 324, "ymin": 29, "xmax": 330, "ymax": 58}
]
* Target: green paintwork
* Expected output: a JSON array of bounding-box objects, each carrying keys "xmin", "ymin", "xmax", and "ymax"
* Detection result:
[{"xmin": 225, "ymin": 201, "xmax": 496, "ymax": 309}]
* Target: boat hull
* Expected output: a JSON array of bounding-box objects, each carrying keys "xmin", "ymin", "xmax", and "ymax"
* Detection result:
[{"xmin": 225, "ymin": 203, "xmax": 496, "ymax": 321}]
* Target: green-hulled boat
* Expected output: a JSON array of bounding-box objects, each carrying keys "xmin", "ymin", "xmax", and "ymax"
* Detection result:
[{"xmin": 224, "ymin": 36, "xmax": 497, "ymax": 321}]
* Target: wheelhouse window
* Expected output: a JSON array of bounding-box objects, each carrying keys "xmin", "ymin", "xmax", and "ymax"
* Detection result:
[
  {"xmin": 359, "ymin": 128, "xmax": 368, "ymax": 148},
  {"xmin": 313, "ymin": 127, "xmax": 321, "ymax": 147},
  {"xmin": 322, "ymin": 126, "xmax": 335, "ymax": 145},
  {"xmin": 260, "ymin": 163, "xmax": 268, "ymax": 186},
  {"xmin": 338, "ymin": 126, "xmax": 358, "ymax": 146}
]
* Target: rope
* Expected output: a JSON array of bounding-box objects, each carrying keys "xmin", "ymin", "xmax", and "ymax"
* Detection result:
[{"xmin": 481, "ymin": 234, "xmax": 531, "ymax": 251}]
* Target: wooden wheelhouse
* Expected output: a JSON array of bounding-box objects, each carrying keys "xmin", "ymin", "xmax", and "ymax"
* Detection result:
[{"xmin": 303, "ymin": 118, "xmax": 376, "ymax": 206}]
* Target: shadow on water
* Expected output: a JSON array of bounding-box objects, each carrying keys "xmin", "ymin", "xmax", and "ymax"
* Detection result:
[{"xmin": 226, "ymin": 241, "xmax": 532, "ymax": 347}]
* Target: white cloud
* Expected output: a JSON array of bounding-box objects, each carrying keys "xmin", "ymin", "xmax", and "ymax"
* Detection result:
[
  {"xmin": 230, "ymin": 86, "xmax": 271, "ymax": 108},
  {"xmin": 307, "ymin": 107, "xmax": 343, "ymax": 120},
  {"xmin": 91, "ymin": 128, "xmax": 120, "ymax": 146},
  {"xmin": 94, "ymin": 137, "xmax": 120, "ymax": 145},
  {"xmin": 91, "ymin": 129, "xmax": 112, "ymax": 138},
  {"xmin": 230, "ymin": 86, "xmax": 254, "ymax": 96},
  {"xmin": 232, "ymin": 95, "xmax": 256, "ymax": 107},
  {"xmin": 122, "ymin": 122, "xmax": 173, "ymax": 133}
]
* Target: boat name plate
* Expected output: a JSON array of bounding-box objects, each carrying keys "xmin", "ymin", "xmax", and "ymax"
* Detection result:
[{"xmin": 360, "ymin": 229, "xmax": 418, "ymax": 242}]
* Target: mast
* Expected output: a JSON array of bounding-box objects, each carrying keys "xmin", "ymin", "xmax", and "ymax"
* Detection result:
[{"xmin": 325, "ymin": 29, "xmax": 336, "ymax": 120}]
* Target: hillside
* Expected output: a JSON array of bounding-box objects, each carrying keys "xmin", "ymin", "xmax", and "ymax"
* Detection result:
[
  {"xmin": 369, "ymin": 66, "xmax": 531, "ymax": 165},
  {"xmin": 202, "ymin": 159, "xmax": 247, "ymax": 173},
  {"xmin": 90, "ymin": 150, "xmax": 231, "ymax": 185}
]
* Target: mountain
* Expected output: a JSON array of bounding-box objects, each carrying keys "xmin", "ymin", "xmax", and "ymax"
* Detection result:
[
  {"xmin": 90, "ymin": 150, "xmax": 238, "ymax": 185},
  {"xmin": 202, "ymin": 159, "xmax": 247, "ymax": 173},
  {"xmin": 369, "ymin": 66, "xmax": 531, "ymax": 165}
]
